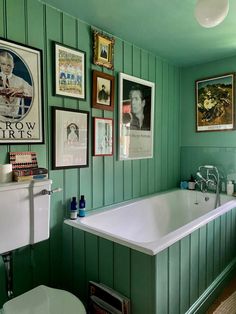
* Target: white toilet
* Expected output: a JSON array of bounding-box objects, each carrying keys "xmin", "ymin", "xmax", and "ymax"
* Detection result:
[
  {"xmin": 0, "ymin": 180, "xmax": 86, "ymax": 314},
  {"xmin": 2, "ymin": 285, "xmax": 86, "ymax": 314}
]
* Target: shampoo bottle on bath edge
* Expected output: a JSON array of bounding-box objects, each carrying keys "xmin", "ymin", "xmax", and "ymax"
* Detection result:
[
  {"xmin": 70, "ymin": 196, "xmax": 78, "ymax": 220},
  {"xmin": 188, "ymin": 175, "xmax": 196, "ymax": 190},
  {"xmin": 227, "ymin": 181, "xmax": 234, "ymax": 196},
  {"xmin": 78, "ymin": 195, "xmax": 86, "ymax": 217}
]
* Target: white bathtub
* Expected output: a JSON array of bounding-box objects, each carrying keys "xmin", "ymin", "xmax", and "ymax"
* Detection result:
[{"xmin": 65, "ymin": 189, "xmax": 236, "ymax": 255}]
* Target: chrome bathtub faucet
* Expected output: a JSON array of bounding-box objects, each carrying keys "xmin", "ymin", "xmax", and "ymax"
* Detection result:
[{"xmin": 195, "ymin": 165, "xmax": 220, "ymax": 208}]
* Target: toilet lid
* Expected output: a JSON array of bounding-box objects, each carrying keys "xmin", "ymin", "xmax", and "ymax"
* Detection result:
[{"xmin": 3, "ymin": 285, "xmax": 86, "ymax": 314}]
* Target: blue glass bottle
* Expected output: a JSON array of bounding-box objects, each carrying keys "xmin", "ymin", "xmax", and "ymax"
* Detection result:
[
  {"xmin": 78, "ymin": 195, "xmax": 85, "ymax": 217},
  {"xmin": 70, "ymin": 196, "xmax": 77, "ymax": 220}
]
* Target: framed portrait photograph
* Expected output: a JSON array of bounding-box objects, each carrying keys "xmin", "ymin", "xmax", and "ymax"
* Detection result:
[
  {"xmin": 119, "ymin": 73, "xmax": 155, "ymax": 160},
  {"xmin": 0, "ymin": 37, "xmax": 43, "ymax": 144},
  {"xmin": 52, "ymin": 107, "xmax": 89, "ymax": 169},
  {"xmin": 93, "ymin": 117, "xmax": 113, "ymax": 156},
  {"xmin": 92, "ymin": 70, "xmax": 114, "ymax": 111},
  {"xmin": 93, "ymin": 30, "xmax": 115, "ymax": 69},
  {"xmin": 54, "ymin": 42, "xmax": 86, "ymax": 100},
  {"xmin": 196, "ymin": 73, "xmax": 235, "ymax": 132}
]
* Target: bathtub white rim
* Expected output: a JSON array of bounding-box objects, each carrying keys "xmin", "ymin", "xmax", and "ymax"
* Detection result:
[{"xmin": 64, "ymin": 190, "xmax": 236, "ymax": 256}]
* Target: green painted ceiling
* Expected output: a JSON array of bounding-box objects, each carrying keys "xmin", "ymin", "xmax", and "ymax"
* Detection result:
[{"xmin": 42, "ymin": 0, "xmax": 236, "ymax": 67}]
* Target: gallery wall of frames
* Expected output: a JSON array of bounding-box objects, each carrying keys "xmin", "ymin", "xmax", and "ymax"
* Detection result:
[{"xmin": 0, "ymin": 0, "xmax": 181, "ymax": 308}]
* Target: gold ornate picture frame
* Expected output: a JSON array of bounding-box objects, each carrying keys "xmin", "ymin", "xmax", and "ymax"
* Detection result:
[{"xmin": 93, "ymin": 30, "xmax": 115, "ymax": 69}]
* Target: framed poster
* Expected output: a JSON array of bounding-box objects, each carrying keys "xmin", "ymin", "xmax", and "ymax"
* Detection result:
[
  {"xmin": 0, "ymin": 37, "xmax": 43, "ymax": 144},
  {"xmin": 54, "ymin": 42, "xmax": 86, "ymax": 100},
  {"xmin": 119, "ymin": 73, "xmax": 155, "ymax": 160},
  {"xmin": 196, "ymin": 73, "xmax": 235, "ymax": 132},
  {"xmin": 92, "ymin": 70, "xmax": 114, "ymax": 111},
  {"xmin": 93, "ymin": 30, "xmax": 115, "ymax": 69},
  {"xmin": 93, "ymin": 117, "xmax": 113, "ymax": 156},
  {"xmin": 52, "ymin": 107, "xmax": 89, "ymax": 169}
]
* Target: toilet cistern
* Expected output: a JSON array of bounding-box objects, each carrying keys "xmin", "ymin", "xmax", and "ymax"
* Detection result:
[{"xmin": 0, "ymin": 179, "xmax": 62, "ymax": 301}]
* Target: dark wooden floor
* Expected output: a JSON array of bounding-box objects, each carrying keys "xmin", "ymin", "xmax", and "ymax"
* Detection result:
[{"xmin": 206, "ymin": 275, "xmax": 236, "ymax": 313}]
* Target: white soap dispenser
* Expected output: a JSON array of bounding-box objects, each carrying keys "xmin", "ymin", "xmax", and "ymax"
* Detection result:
[{"xmin": 227, "ymin": 180, "xmax": 234, "ymax": 195}]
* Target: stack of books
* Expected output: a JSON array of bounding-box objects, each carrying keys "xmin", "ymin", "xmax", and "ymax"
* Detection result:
[
  {"xmin": 9, "ymin": 151, "xmax": 48, "ymax": 182},
  {"xmin": 13, "ymin": 167, "xmax": 48, "ymax": 182}
]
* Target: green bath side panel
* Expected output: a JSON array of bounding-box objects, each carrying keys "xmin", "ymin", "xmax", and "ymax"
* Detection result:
[
  {"xmin": 213, "ymin": 217, "xmax": 221, "ymax": 278},
  {"xmin": 85, "ymin": 233, "xmax": 99, "ymax": 284},
  {"xmin": 130, "ymin": 250, "xmax": 156, "ymax": 314},
  {"xmin": 73, "ymin": 228, "xmax": 87, "ymax": 302},
  {"xmin": 232, "ymin": 208, "xmax": 236, "ymax": 257},
  {"xmin": 199, "ymin": 225, "xmax": 207, "ymax": 295},
  {"xmin": 180, "ymin": 236, "xmax": 191, "ymax": 313},
  {"xmin": 169, "ymin": 242, "xmax": 181, "ymax": 314},
  {"xmin": 113, "ymin": 243, "xmax": 131, "ymax": 297},
  {"xmin": 220, "ymin": 215, "xmax": 227, "ymax": 272},
  {"xmin": 0, "ymin": 257, "xmax": 7, "ymax": 307},
  {"xmin": 226, "ymin": 211, "xmax": 232, "ymax": 265},
  {"xmin": 156, "ymin": 249, "xmax": 169, "ymax": 313},
  {"xmin": 62, "ymin": 224, "xmax": 73, "ymax": 291},
  {"xmin": 206, "ymin": 221, "xmax": 214, "ymax": 287},
  {"xmin": 190, "ymin": 229, "xmax": 199, "ymax": 304},
  {"xmin": 98, "ymin": 238, "xmax": 114, "ymax": 288}
]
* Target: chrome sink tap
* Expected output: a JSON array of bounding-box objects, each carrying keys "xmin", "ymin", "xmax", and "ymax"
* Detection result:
[{"xmin": 195, "ymin": 165, "xmax": 220, "ymax": 208}]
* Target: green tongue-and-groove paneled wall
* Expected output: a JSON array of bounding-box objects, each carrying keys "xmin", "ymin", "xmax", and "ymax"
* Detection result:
[{"xmin": 0, "ymin": 0, "xmax": 180, "ymax": 307}]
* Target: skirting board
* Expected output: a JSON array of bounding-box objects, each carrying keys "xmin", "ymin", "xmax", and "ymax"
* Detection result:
[{"xmin": 186, "ymin": 257, "xmax": 236, "ymax": 314}]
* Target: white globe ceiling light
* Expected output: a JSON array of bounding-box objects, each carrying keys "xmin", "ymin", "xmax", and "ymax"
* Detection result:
[{"xmin": 195, "ymin": 0, "xmax": 229, "ymax": 28}]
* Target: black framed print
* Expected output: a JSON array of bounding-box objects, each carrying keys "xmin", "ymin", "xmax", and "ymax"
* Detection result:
[
  {"xmin": 0, "ymin": 38, "xmax": 43, "ymax": 144},
  {"xmin": 52, "ymin": 107, "xmax": 89, "ymax": 169}
]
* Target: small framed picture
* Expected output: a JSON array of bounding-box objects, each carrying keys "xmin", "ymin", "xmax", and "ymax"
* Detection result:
[
  {"xmin": 52, "ymin": 107, "xmax": 89, "ymax": 169},
  {"xmin": 54, "ymin": 42, "xmax": 86, "ymax": 100},
  {"xmin": 93, "ymin": 117, "xmax": 113, "ymax": 156},
  {"xmin": 0, "ymin": 37, "xmax": 43, "ymax": 144},
  {"xmin": 93, "ymin": 30, "xmax": 115, "ymax": 69},
  {"xmin": 92, "ymin": 70, "xmax": 115, "ymax": 111},
  {"xmin": 196, "ymin": 73, "xmax": 235, "ymax": 132}
]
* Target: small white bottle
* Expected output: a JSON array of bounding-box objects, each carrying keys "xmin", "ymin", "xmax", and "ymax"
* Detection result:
[{"xmin": 227, "ymin": 181, "xmax": 234, "ymax": 195}]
